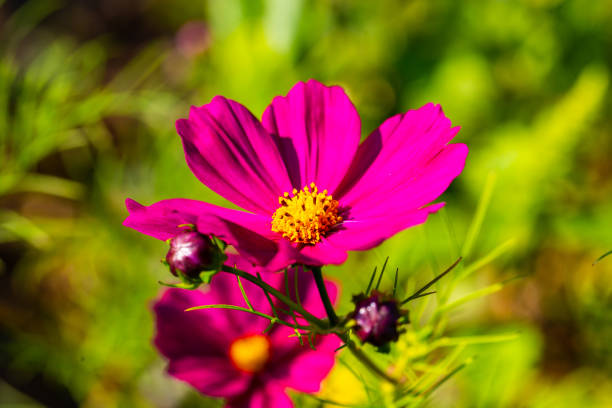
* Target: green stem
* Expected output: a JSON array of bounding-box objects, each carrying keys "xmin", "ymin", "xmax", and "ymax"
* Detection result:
[
  {"xmin": 220, "ymin": 265, "xmax": 399, "ymax": 385},
  {"xmin": 344, "ymin": 340, "xmax": 400, "ymax": 385},
  {"xmin": 186, "ymin": 304, "xmax": 310, "ymax": 331},
  {"xmin": 221, "ymin": 265, "xmax": 327, "ymax": 329},
  {"xmin": 312, "ymin": 266, "xmax": 339, "ymax": 326}
]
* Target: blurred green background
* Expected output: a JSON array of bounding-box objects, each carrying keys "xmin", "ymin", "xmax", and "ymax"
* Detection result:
[{"xmin": 1, "ymin": 0, "xmax": 611, "ymax": 407}]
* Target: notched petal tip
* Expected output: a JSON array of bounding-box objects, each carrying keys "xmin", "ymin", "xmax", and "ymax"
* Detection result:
[
  {"xmin": 184, "ymin": 96, "xmax": 229, "ymax": 119},
  {"xmin": 175, "ymin": 117, "xmax": 192, "ymax": 134},
  {"xmin": 284, "ymin": 78, "xmax": 348, "ymax": 99},
  {"xmin": 125, "ymin": 198, "xmax": 145, "ymax": 213}
]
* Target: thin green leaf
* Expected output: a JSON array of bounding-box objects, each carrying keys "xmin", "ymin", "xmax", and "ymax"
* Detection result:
[
  {"xmin": 305, "ymin": 394, "xmax": 353, "ymax": 407},
  {"xmin": 338, "ymin": 357, "xmax": 379, "ymax": 402},
  {"xmin": 421, "ymin": 360, "xmax": 471, "ymax": 399},
  {"xmin": 366, "ymin": 266, "xmax": 377, "ymax": 295},
  {"xmin": 186, "ymin": 304, "xmax": 309, "ymax": 330},
  {"xmin": 398, "ymin": 345, "xmax": 467, "ymax": 404},
  {"xmin": 306, "ymin": 332, "xmax": 315, "ymax": 350},
  {"xmin": 412, "ymin": 288, "xmax": 433, "ymax": 328},
  {"xmin": 437, "ymin": 277, "xmax": 522, "ymax": 314},
  {"xmin": 284, "ymin": 267, "xmax": 290, "ymax": 298},
  {"xmin": 409, "ymin": 291, "xmax": 436, "ymax": 301},
  {"xmin": 375, "ymin": 256, "xmax": 389, "ymax": 290},
  {"xmin": 593, "ymin": 250, "xmax": 612, "ymax": 265},
  {"xmin": 462, "ymin": 171, "xmax": 497, "ymax": 259},
  {"xmin": 335, "ymin": 343, "xmax": 348, "ymax": 352},
  {"xmin": 236, "ymin": 276, "xmax": 253, "ymax": 310},
  {"xmin": 293, "ymin": 328, "xmax": 304, "ymax": 346},
  {"xmin": 402, "ymin": 257, "xmax": 462, "ymax": 304},
  {"xmin": 393, "ymin": 267, "xmax": 399, "ymax": 297},
  {"xmin": 457, "ymin": 239, "xmax": 514, "ymax": 281},
  {"xmin": 293, "ymin": 267, "xmax": 302, "ymax": 308},
  {"xmin": 257, "ymin": 272, "xmax": 279, "ymax": 318},
  {"xmin": 439, "ymin": 207, "xmax": 462, "ymax": 261},
  {"xmin": 263, "ymin": 320, "xmax": 276, "ymax": 334},
  {"xmin": 432, "ymin": 332, "xmax": 520, "ymax": 348}
]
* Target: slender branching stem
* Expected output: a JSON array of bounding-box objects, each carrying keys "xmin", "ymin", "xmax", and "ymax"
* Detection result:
[
  {"xmin": 186, "ymin": 304, "xmax": 311, "ymax": 331},
  {"xmin": 220, "ymin": 265, "xmax": 401, "ymax": 385},
  {"xmin": 221, "ymin": 265, "xmax": 327, "ymax": 329},
  {"xmin": 343, "ymin": 339, "xmax": 401, "ymax": 385},
  {"xmin": 311, "ymin": 266, "xmax": 339, "ymax": 326}
]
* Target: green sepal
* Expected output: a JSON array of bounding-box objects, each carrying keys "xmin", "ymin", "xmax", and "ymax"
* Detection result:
[
  {"xmin": 211, "ymin": 235, "xmax": 227, "ymax": 251},
  {"xmin": 177, "ymin": 223, "xmax": 195, "ymax": 229},
  {"xmin": 199, "ymin": 269, "xmax": 218, "ymax": 284},
  {"xmin": 159, "ymin": 269, "xmax": 204, "ymax": 290},
  {"xmin": 198, "ymin": 238, "xmax": 228, "ymax": 284},
  {"xmin": 158, "ymin": 280, "xmax": 200, "ymax": 290},
  {"xmin": 376, "ymin": 343, "xmax": 391, "ymax": 354}
]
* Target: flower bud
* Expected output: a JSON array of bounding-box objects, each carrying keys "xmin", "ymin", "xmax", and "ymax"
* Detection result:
[
  {"xmin": 165, "ymin": 231, "xmax": 220, "ymax": 279},
  {"xmin": 352, "ymin": 292, "xmax": 403, "ymax": 347}
]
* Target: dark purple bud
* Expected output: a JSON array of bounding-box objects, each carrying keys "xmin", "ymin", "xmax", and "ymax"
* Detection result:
[
  {"xmin": 353, "ymin": 292, "xmax": 401, "ymax": 347},
  {"xmin": 165, "ymin": 231, "xmax": 219, "ymax": 279}
]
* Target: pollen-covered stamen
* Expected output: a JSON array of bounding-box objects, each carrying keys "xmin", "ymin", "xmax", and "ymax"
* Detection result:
[{"xmin": 271, "ymin": 182, "xmax": 342, "ymax": 244}]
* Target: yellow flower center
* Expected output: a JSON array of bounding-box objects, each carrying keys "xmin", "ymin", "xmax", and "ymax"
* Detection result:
[
  {"xmin": 271, "ymin": 183, "xmax": 342, "ymax": 244},
  {"xmin": 229, "ymin": 334, "xmax": 271, "ymax": 373}
]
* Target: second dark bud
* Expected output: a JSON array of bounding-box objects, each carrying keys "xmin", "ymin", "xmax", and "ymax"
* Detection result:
[{"xmin": 351, "ymin": 291, "xmax": 408, "ymax": 348}]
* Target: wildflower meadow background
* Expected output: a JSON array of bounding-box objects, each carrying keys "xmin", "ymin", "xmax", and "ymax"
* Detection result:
[{"xmin": 1, "ymin": 0, "xmax": 611, "ymax": 407}]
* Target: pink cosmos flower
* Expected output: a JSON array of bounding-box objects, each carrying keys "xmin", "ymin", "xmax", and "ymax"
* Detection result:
[
  {"xmin": 125, "ymin": 80, "xmax": 467, "ymax": 272},
  {"xmin": 153, "ymin": 270, "xmax": 340, "ymax": 408}
]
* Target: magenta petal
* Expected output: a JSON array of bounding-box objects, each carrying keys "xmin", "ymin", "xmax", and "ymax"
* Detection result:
[
  {"xmin": 347, "ymin": 143, "xmax": 468, "ymax": 218},
  {"xmin": 205, "ymin": 272, "xmax": 277, "ymax": 332},
  {"xmin": 168, "ymin": 356, "xmax": 251, "ymax": 398},
  {"xmin": 153, "ymin": 271, "xmax": 339, "ymax": 406},
  {"xmin": 155, "ymin": 273, "xmax": 300, "ymax": 400},
  {"xmin": 327, "ymin": 203, "xmax": 445, "ymax": 251},
  {"xmin": 298, "ymin": 271, "xmax": 339, "ymax": 318},
  {"xmin": 262, "ymin": 79, "xmax": 361, "ymax": 193},
  {"xmin": 154, "ymin": 276, "xmax": 274, "ymax": 362},
  {"xmin": 154, "ymin": 278, "xmax": 277, "ymax": 354},
  {"xmin": 295, "ymin": 239, "xmax": 348, "ymax": 267},
  {"xmin": 154, "ymin": 289, "xmax": 232, "ymax": 360},
  {"xmin": 125, "ymin": 198, "xmax": 144, "ymax": 212},
  {"xmin": 265, "ymin": 329, "xmax": 340, "ymax": 393},
  {"xmin": 268, "ymin": 270, "xmax": 338, "ymax": 336},
  {"xmin": 227, "ymin": 385, "xmax": 293, "ymax": 408},
  {"xmin": 176, "ymin": 96, "xmax": 292, "ymax": 214},
  {"xmin": 283, "ymin": 334, "xmax": 340, "ymax": 393},
  {"xmin": 153, "ymin": 287, "xmax": 253, "ymax": 399},
  {"xmin": 197, "ymin": 214, "xmax": 297, "ymax": 273},
  {"xmin": 123, "ymin": 198, "xmax": 295, "ymax": 272},
  {"xmin": 266, "ymin": 273, "xmax": 339, "ymax": 362},
  {"xmin": 123, "ymin": 198, "xmax": 238, "ymax": 241},
  {"xmin": 336, "ymin": 103, "xmax": 463, "ymax": 207}
]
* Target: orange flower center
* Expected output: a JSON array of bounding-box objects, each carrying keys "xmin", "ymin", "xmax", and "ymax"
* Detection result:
[
  {"xmin": 229, "ymin": 334, "xmax": 271, "ymax": 373},
  {"xmin": 271, "ymin": 183, "xmax": 342, "ymax": 244}
]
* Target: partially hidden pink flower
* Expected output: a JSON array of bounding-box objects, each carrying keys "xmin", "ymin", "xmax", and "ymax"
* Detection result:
[
  {"xmin": 125, "ymin": 80, "xmax": 468, "ymax": 272},
  {"xmin": 153, "ymin": 270, "xmax": 340, "ymax": 408}
]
